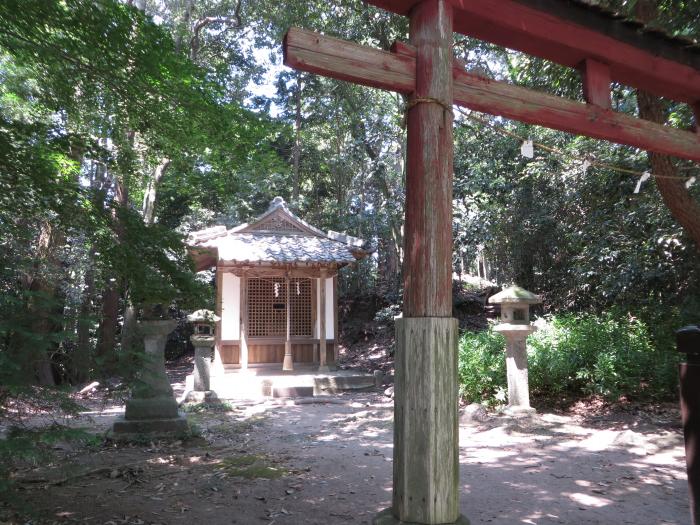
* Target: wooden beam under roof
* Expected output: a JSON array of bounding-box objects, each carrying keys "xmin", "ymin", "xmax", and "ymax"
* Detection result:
[
  {"xmin": 367, "ymin": 0, "xmax": 700, "ymax": 104},
  {"xmin": 283, "ymin": 27, "xmax": 700, "ymax": 162}
]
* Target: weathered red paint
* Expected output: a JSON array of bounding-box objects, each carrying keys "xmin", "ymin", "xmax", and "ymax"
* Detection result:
[
  {"xmin": 403, "ymin": 0, "xmax": 454, "ymax": 318},
  {"xmin": 284, "ymin": 28, "xmax": 414, "ymax": 94},
  {"xmin": 580, "ymin": 59, "xmax": 611, "ymax": 109},
  {"xmin": 368, "ymin": 0, "xmax": 700, "ymax": 104},
  {"xmin": 283, "ymin": 28, "xmax": 700, "ymax": 162}
]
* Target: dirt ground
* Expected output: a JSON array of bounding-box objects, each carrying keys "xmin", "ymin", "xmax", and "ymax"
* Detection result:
[{"xmin": 0, "ymin": 360, "xmax": 691, "ymax": 525}]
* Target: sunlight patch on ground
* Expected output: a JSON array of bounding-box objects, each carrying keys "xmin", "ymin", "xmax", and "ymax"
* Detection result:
[{"xmin": 565, "ymin": 491, "xmax": 613, "ymax": 508}]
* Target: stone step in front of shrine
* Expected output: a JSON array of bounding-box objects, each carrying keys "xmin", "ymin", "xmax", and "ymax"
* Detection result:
[{"xmin": 183, "ymin": 366, "xmax": 381, "ymax": 400}]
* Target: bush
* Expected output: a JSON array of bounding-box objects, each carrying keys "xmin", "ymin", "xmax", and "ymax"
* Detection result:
[
  {"xmin": 457, "ymin": 327, "xmax": 506, "ymax": 403},
  {"xmin": 458, "ymin": 312, "xmax": 678, "ymax": 404}
]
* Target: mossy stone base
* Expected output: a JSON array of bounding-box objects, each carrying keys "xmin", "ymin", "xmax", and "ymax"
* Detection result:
[
  {"xmin": 112, "ymin": 416, "xmax": 188, "ymax": 437},
  {"xmin": 124, "ymin": 396, "xmax": 179, "ymax": 420},
  {"xmin": 373, "ymin": 508, "xmax": 470, "ymax": 525}
]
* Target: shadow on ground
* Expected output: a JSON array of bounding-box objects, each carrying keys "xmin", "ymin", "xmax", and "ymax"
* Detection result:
[{"xmin": 1, "ymin": 391, "xmax": 689, "ymax": 525}]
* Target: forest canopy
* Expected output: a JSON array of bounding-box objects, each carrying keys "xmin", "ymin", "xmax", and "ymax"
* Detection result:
[{"xmin": 0, "ymin": 0, "xmax": 698, "ymax": 396}]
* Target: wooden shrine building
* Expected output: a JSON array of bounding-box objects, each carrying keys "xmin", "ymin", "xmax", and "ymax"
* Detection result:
[{"xmin": 188, "ymin": 197, "xmax": 371, "ymax": 372}]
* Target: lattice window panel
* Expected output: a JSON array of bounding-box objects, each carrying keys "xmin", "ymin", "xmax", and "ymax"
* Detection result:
[
  {"xmin": 247, "ymin": 277, "xmax": 313, "ymax": 337},
  {"xmin": 248, "ymin": 278, "xmax": 286, "ymax": 337},
  {"xmin": 290, "ymin": 278, "xmax": 312, "ymax": 337}
]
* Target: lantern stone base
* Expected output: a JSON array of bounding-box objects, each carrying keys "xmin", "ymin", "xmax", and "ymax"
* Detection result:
[
  {"xmin": 183, "ymin": 390, "xmax": 220, "ymax": 404},
  {"xmin": 112, "ymin": 416, "xmax": 189, "ymax": 437},
  {"xmin": 503, "ymin": 405, "xmax": 537, "ymax": 417},
  {"xmin": 125, "ymin": 397, "xmax": 180, "ymax": 420},
  {"xmin": 373, "ymin": 508, "xmax": 471, "ymax": 525}
]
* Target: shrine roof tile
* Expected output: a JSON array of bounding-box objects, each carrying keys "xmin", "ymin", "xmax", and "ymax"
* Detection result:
[
  {"xmin": 198, "ymin": 233, "xmax": 359, "ymax": 264},
  {"xmin": 187, "ymin": 197, "xmax": 371, "ymax": 269}
]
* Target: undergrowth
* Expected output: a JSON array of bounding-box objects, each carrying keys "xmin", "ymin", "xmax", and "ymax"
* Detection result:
[{"xmin": 458, "ymin": 312, "xmax": 678, "ymax": 405}]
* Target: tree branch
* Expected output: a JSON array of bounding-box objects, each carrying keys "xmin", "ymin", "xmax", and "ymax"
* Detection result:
[{"xmin": 189, "ymin": 0, "xmax": 242, "ymax": 61}]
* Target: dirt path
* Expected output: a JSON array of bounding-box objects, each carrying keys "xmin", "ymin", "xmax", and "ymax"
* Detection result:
[{"xmin": 1, "ymin": 387, "xmax": 690, "ymax": 525}]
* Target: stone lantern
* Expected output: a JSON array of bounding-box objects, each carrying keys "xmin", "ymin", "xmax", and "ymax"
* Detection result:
[
  {"xmin": 113, "ymin": 319, "xmax": 188, "ymax": 436},
  {"xmin": 187, "ymin": 309, "xmax": 219, "ymax": 395},
  {"xmin": 488, "ymin": 285, "xmax": 542, "ymax": 414}
]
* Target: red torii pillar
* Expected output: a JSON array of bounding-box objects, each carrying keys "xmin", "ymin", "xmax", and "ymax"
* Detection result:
[
  {"xmin": 388, "ymin": 2, "xmax": 465, "ymax": 525},
  {"xmin": 286, "ymin": 1, "xmax": 466, "ymax": 523}
]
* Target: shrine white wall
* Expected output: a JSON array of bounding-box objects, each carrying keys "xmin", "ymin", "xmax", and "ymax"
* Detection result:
[
  {"xmin": 325, "ymin": 277, "xmax": 334, "ymax": 339},
  {"xmin": 221, "ymin": 273, "xmax": 240, "ymax": 340},
  {"xmin": 316, "ymin": 277, "xmax": 334, "ymax": 339}
]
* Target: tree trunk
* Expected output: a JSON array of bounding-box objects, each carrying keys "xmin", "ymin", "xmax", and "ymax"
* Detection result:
[
  {"xmin": 121, "ymin": 157, "xmax": 171, "ymax": 353},
  {"xmin": 292, "ymin": 76, "xmax": 302, "ymax": 205},
  {"xmin": 73, "ymin": 258, "xmax": 95, "ymax": 384},
  {"xmin": 635, "ymin": 0, "xmax": 700, "ymax": 252},
  {"xmin": 96, "ymin": 177, "xmax": 129, "ymax": 373},
  {"xmin": 28, "ymin": 221, "xmax": 65, "ymax": 386},
  {"xmin": 142, "ymin": 158, "xmax": 170, "ymax": 226},
  {"xmin": 636, "ymin": 92, "xmax": 700, "ymax": 251}
]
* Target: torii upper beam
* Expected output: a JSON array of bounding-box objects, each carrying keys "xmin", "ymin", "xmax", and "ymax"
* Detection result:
[
  {"xmin": 371, "ymin": 0, "xmax": 700, "ymax": 105},
  {"xmin": 284, "ymin": 25, "xmax": 700, "ymax": 161}
]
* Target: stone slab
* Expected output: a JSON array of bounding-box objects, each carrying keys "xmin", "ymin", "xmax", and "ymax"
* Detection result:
[
  {"xmin": 272, "ymin": 385, "xmax": 314, "ymax": 398},
  {"xmin": 112, "ymin": 416, "xmax": 189, "ymax": 437},
  {"xmin": 373, "ymin": 508, "xmax": 470, "ymax": 525},
  {"xmin": 313, "ymin": 375, "xmax": 376, "ymax": 395}
]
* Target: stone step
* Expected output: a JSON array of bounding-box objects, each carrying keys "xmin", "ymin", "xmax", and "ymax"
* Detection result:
[
  {"xmin": 272, "ymin": 385, "xmax": 315, "ymax": 398},
  {"xmin": 313, "ymin": 375, "xmax": 377, "ymax": 395},
  {"xmin": 190, "ymin": 369, "xmax": 380, "ymax": 400}
]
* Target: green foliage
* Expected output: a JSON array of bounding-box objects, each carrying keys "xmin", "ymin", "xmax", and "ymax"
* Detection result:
[
  {"xmin": 457, "ymin": 327, "xmax": 506, "ymax": 403},
  {"xmin": 528, "ymin": 312, "xmax": 676, "ymax": 399},
  {"xmin": 458, "ymin": 313, "xmax": 678, "ymax": 405}
]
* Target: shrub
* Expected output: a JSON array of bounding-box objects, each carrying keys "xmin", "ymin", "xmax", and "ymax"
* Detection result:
[
  {"xmin": 457, "ymin": 327, "xmax": 506, "ymax": 403},
  {"xmin": 458, "ymin": 312, "xmax": 678, "ymax": 404}
]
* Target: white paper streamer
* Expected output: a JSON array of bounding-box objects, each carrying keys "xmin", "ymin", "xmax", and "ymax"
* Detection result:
[
  {"xmin": 634, "ymin": 171, "xmax": 651, "ymax": 194},
  {"xmin": 520, "ymin": 139, "xmax": 534, "ymax": 159},
  {"xmin": 686, "ymin": 176, "xmax": 697, "ymax": 189}
]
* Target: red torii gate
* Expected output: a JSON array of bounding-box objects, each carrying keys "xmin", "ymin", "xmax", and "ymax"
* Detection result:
[{"xmin": 283, "ymin": 2, "xmax": 700, "ymax": 524}]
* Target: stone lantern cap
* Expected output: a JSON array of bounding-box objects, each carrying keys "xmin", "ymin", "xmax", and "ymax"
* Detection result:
[
  {"xmin": 488, "ymin": 285, "xmax": 542, "ymax": 305},
  {"xmin": 187, "ymin": 309, "xmax": 220, "ymax": 323}
]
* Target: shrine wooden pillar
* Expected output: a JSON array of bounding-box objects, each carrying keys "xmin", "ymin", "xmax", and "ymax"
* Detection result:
[
  {"xmin": 382, "ymin": 1, "xmax": 464, "ymax": 524},
  {"xmin": 283, "ymin": 275, "xmax": 293, "ymax": 371},
  {"xmin": 239, "ymin": 274, "xmax": 249, "ymax": 370},
  {"xmin": 318, "ymin": 268, "xmax": 329, "ymax": 372}
]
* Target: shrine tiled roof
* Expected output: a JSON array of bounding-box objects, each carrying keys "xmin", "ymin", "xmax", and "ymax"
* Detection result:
[
  {"xmin": 196, "ymin": 233, "xmax": 359, "ymax": 265},
  {"xmin": 187, "ymin": 197, "xmax": 372, "ymax": 270}
]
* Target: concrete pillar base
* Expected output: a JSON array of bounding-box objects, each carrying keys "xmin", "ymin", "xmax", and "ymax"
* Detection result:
[
  {"xmin": 282, "ymin": 354, "xmax": 294, "ymax": 371},
  {"xmin": 373, "ymin": 508, "xmax": 470, "ymax": 525}
]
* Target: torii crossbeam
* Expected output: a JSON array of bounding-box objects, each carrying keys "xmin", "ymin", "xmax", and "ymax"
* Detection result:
[{"xmin": 283, "ymin": 1, "xmax": 700, "ymax": 524}]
